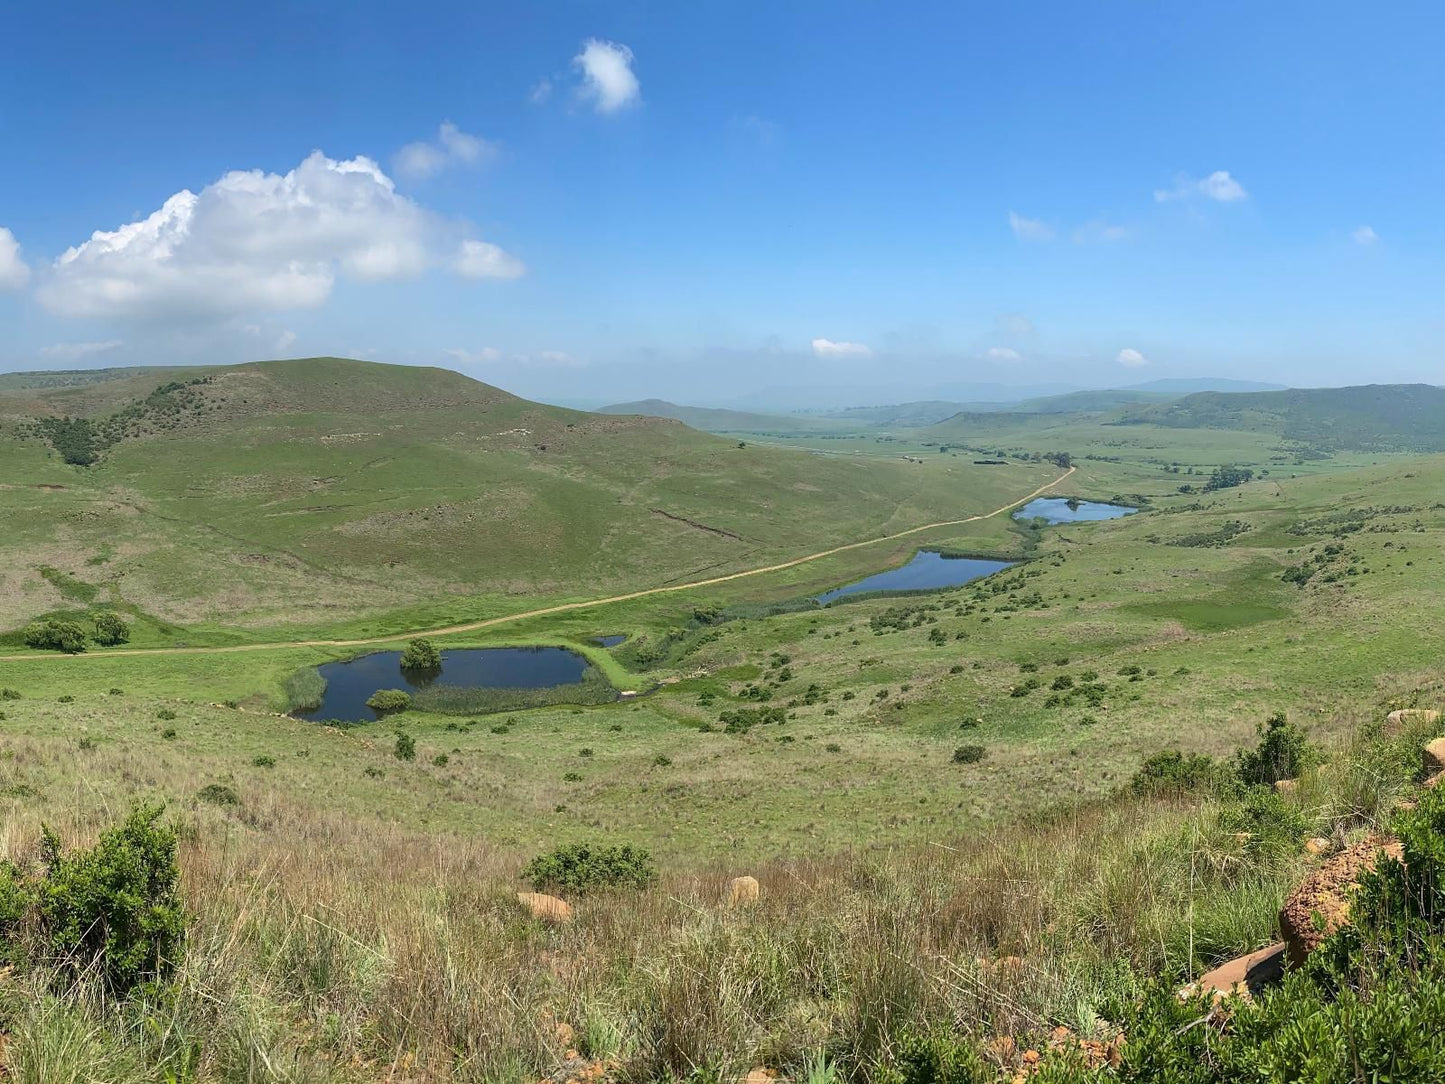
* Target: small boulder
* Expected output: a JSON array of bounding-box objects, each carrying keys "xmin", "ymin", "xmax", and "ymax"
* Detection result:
[
  {"xmin": 1279, "ymin": 836, "xmax": 1403, "ymax": 966},
  {"xmin": 1425, "ymin": 739, "xmax": 1445, "ymax": 773},
  {"xmin": 555, "ymin": 1021, "xmax": 576, "ymax": 1047},
  {"xmin": 726, "ymin": 875, "xmax": 760, "ymax": 907},
  {"xmin": 1274, "ymin": 778, "xmax": 1299, "ymax": 794},
  {"xmin": 1386, "ymin": 708, "xmax": 1440, "ymax": 736},
  {"xmin": 517, "ymin": 891, "xmax": 573, "ymax": 924},
  {"xmin": 1303, "ymin": 837, "xmax": 1331, "ymax": 856},
  {"xmin": 1187, "ymin": 942, "xmax": 1287, "ymax": 1001}
]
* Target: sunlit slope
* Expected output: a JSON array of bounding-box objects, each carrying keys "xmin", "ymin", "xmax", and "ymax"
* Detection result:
[{"xmin": 0, "ymin": 358, "xmax": 1056, "ymax": 630}]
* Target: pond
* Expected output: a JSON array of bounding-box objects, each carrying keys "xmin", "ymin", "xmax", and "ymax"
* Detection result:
[
  {"xmin": 295, "ymin": 646, "xmax": 591, "ymax": 723},
  {"xmin": 591, "ymin": 634, "xmax": 628, "ymax": 647},
  {"xmin": 816, "ymin": 551, "xmax": 1015, "ymax": 605},
  {"xmin": 1014, "ymin": 497, "xmax": 1137, "ymax": 525}
]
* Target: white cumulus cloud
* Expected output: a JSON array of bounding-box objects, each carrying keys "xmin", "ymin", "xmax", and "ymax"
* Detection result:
[
  {"xmin": 36, "ymin": 151, "xmax": 522, "ymax": 320},
  {"xmin": 0, "ymin": 227, "xmax": 31, "ymax": 290},
  {"xmin": 393, "ymin": 122, "xmax": 496, "ymax": 181},
  {"xmin": 1352, "ymin": 225, "xmax": 1379, "ymax": 246},
  {"xmin": 1116, "ymin": 347, "xmax": 1150, "ymax": 368},
  {"xmin": 1154, "ymin": 170, "xmax": 1248, "ymax": 203},
  {"xmin": 811, "ymin": 338, "xmax": 872, "ymax": 360},
  {"xmin": 444, "ymin": 346, "xmax": 503, "ymax": 364},
  {"xmin": 1008, "ymin": 211, "xmax": 1055, "ymax": 241},
  {"xmin": 574, "ymin": 39, "xmax": 640, "ymax": 114},
  {"xmin": 39, "ymin": 340, "xmax": 122, "ymax": 361},
  {"xmin": 986, "ymin": 347, "xmax": 1022, "ymax": 362}
]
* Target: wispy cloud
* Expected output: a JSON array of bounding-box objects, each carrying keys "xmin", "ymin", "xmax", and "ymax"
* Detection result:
[
  {"xmin": 1154, "ymin": 170, "xmax": 1248, "ymax": 203},
  {"xmin": 444, "ymin": 346, "xmax": 502, "ymax": 364},
  {"xmin": 1352, "ymin": 225, "xmax": 1379, "ymax": 246},
  {"xmin": 1008, "ymin": 211, "xmax": 1055, "ymax": 242},
  {"xmin": 986, "ymin": 346, "xmax": 1022, "ymax": 362},
  {"xmin": 393, "ymin": 122, "xmax": 496, "ymax": 181},
  {"xmin": 39, "ymin": 339, "xmax": 122, "ymax": 361},
  {"xmin": 812, "ymin": 337, "xmax": 872, "ymax": 359}
]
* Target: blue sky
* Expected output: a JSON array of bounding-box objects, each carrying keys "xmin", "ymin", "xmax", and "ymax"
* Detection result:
[{"xmin": 1, "ymin": 1, "xmax": 1442, "ymax": 404}]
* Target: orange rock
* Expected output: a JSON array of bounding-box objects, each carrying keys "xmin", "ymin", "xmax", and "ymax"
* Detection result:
[
  {"xmin": 555, "ymin": 1021, "xmax": 576, "ymax": 1046},
  {"xmin": 1425, "ymin": 738, "xmax": 1445, "ymax": 772},
  {"xmin": 726, "ymin": 875, "xmax": 760, "ymax": 907},
  {"xmin": 1189, "ymin": 942, "xmax": 1286, "ymax": 1000},
  {"xmin": 1386, "ymin": 708, "xmax": 1439, "ymax": 736},
  {"xmin": 1279, "ymin": 836, "xmax": 1403, "ymax": 966},
  {"xmin": 1304, "ymin": 837, "xmax": 1331, "ymax": 855},
  {"xmin": 517, "ymin": 892, "xmax": 573, "ymax": 923},
  {"xmin": 1274, "ymin": 778, "xmax": 1299, "ymax": 794},
  {"xmin": 742, "ymin": 1069, "xmax": 776, "ymax": 1084},
  {"xmin": 988, "ymin": 1035, "xmax": 1018, "ymax": 1062}
]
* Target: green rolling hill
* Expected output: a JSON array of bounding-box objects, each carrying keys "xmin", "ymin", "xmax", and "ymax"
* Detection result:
[{"xmin": 0, "ymin": 357, "xmax": 1054, "ymax": 636}]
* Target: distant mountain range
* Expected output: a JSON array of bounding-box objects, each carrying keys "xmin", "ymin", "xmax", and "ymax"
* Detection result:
[{"xmin": 599, "ymin": 378, "xmax": 1290, "ymax": 431}]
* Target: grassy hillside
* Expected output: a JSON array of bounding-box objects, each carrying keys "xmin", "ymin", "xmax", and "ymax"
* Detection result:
[
  {"xmin": 0, "ymin": 358, "xmax": 1057, "ymax": 635},
  {"xmin": 1121, "ymin": 383, "xmax": 1445, "ymax": 452}
]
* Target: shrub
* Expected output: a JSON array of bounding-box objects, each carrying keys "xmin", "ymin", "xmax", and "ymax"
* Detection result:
[
  {"xmin": 1, "ymin": 688, "xmax": 20, "ymax": 700},
  {"xmin": 197, "ymin": 783, "xmax": 239, "ymax": 806},
  {"xmin": 563, "ymin": 771, "xmax": 583, "ymax": 782},
  {"xmin": 156, "ymin": 709, "xmax": 177, "ymax": 721},
  {"xmin": 366, "ymin": 689, "xmax": 411, "ymax": 713},
  {"xmin": 579, "ymin": 747, "xmax": 594, "ymax": 758},
  {"xmin": 30, "ymin": 804, "xmax": 184, "ymax": 994},
  {"xmin": 825, "ymin": 742, "xmax": 842, "ymax": 753},
  {"xmin": 252, "ymin": 755, "xmax": 275, "ymax": 768},
  {"xmin": 1236, "ymin": 712, "xmax": 1313, "ymax": 786},
  {"xmin": 23, "ymin": 619, "xmax": 87, "ymax": 654},
  {"xmin": 393, "ymin": 732, "xmax": 416, "ymax": 761},
  {"xmin": 57, "ymin": 695, "xmax": 73, "ymax": 704},
  {"xmin": 90, "ymin": 610, "xmax": 130, "ymax": 646},
  {"xmin": 432, "ymin": 754, "xmax": 449, "ymax": 767},
  {"xmin": 653, "ymin": 755, "xmax": 671, "ymax": 767},
  {"xmin": 108, "ymin": 687, "xmax": 124, "ymax": 696},
  {"xmin": 952, "ymin": 744, "xmax": 986, "ymax": 764},
  {"xmin": 522, "ymin": 842, "xmax": 657, "ymax": 895},
  {"xmin": 1130, "ymin": 749, "xmax": 1221, "ymax": 796},
  {"xmin": 399, "ymin": 638, "xmax": 442, "ymax": 671},
  {"xmin": 161, "ymin": 728, "xmax": 177, "ymax": 740}
]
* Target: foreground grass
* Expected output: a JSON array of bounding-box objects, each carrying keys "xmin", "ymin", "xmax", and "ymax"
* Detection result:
[{"xmin": 0, "ymin": 698, "xmax": 1435, "ymax": 1082}]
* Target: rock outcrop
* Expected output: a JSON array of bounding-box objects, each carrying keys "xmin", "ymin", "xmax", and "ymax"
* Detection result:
[
  {"xmin": 1279, "ymin": 836, "xmax": 1403, "ymax": 966},
  {"xmin": 1184, "ymin": 942, "xmax": 1287, "ymax": 1001}
]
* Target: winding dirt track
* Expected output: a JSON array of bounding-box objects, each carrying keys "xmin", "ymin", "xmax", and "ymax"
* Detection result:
[{"xmin": 1, "ymin": 466, "xmax": 1074, "ymax": 662}]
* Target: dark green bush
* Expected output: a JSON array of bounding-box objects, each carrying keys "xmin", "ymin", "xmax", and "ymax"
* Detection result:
[
  {"xmin": 197, "ymin": 783, "xmax": 239, "ymax": 806},
  {"xmin": 35, "ymin": 803, "xmax": 184, "ymax": 994},
  {"xmin": 23, "ymin": 619, "xmax": 87, "ymax": 654},
  {"xmin": 252, "ymin": 755, "xmax": 275, "ymax": 768},
  {"xmin": 90, "ymin": 610, "xmax": 130, "ymax": 646},
  {"xmin": 1130, "ymin": 749, "xmax": 1222, "ymax": 796},
  {"xmin": 1237, "ymin": 712, "xmax": 1314, "ymax": 786},
  {"xmin": 393, "ymin": 732, "xmax": 416, "ymax": 761},
  {"xmin": 156, "ymin": 708, "xmax": 177, "ymax": 721},
  {"xmin": 952, "ymin": 745, "xmax": 985, "ymax": 764},
  {"xmin": 522, "ymin": 842, "xmax": 657, "ymax": 895},
  {"xmin": 366, "ymin": 689, "xmax": 411, "ymax": 713}
]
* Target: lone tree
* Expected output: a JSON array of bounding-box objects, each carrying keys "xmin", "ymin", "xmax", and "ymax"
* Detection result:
[
  {"xmin": 91, "ymin": 610, "xmax": 130, "ymax": 646},
  {"xmin": 400, "ymin": 638, "xmax": 441, "ymax": 671}
]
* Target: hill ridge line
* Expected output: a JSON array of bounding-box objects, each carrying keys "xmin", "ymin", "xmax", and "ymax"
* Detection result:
[{"xmin": 1, "ymin": 466, "xmax": 1073, "ymax": 661}]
